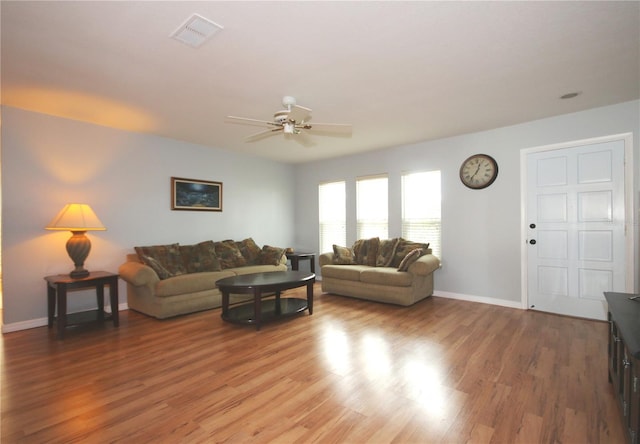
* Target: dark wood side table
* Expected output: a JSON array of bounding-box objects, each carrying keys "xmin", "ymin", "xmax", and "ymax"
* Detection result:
[
  {"xmin": 45, "ymin": 271, "xmax": 119, "ymax": 339},
  {"xmin": 605, "ymin": 291, "xmax": 640, "ymax": 443},
  {"xmin": 286, "ymin": 252, "xmax": 315, "ymax": 273}
]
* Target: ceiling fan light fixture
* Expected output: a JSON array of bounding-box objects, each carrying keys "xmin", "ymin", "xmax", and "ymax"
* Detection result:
[{"xmin": 283, "ymin": 122, "xmax": 295, "ymax": 134}]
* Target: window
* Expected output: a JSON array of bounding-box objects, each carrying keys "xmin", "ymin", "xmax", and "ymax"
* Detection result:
[
  {"xmin": 356, "ymin": 175, "xmax": 388, "ymax": 239},
  {"xmin": 402, "ymin": 171, "xmax": 441, "ymax": 258},
  {"xmin": 318, "ymin": 181, "xmax": 346, "ymax": 254}
]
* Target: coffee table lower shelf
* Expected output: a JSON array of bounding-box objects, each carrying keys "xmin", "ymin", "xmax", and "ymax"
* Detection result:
[{"xmin": 222, "ymin": 298, "xmax": 309, "ymax": 326}]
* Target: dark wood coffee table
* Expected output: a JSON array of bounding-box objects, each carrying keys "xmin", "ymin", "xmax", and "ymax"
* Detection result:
[{"xmin": 217, "ymin": 271, "xmax": 315, "ymax": 330}]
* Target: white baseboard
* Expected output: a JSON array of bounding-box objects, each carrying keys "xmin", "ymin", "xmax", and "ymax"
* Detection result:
[
  {"xmin": 2, "ymin": 294, "xmax": 524, "ymax": 333},
  {"xmin": 434, "ymin": 291, "xmax": 525, "ymax": 310},
  {"xmin": 2, "ymin": 302, "xmax": 129, "ymax": 334}
]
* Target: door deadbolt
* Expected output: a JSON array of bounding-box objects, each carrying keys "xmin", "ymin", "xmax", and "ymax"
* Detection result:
[{"xmin": 529, "ymin": 223, "xmax": 536, "ymax": 229}]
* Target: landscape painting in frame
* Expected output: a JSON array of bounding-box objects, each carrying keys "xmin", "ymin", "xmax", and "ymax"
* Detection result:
[{"xmin": 171, "ymin": 177, "xmax": 222, "ymax": 211}]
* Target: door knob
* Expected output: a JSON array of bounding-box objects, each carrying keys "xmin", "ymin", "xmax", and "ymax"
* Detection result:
[{"xmin": 529, "ymin": 239, "xmax": 536, "ymax": 245}]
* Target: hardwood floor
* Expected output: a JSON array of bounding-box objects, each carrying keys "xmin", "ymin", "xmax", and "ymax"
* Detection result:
[{"xmin": 1, "ymin": 284, "xmax": 625, "ymax": 443}]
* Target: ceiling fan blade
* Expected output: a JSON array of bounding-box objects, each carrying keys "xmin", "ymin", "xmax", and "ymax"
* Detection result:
[
  {"xmin": 245, "ymin": 127, "xmax": 282, "ymax": 142},
  {"xmin": 226, "ymin": 115, "xmax": 279, "ymax": 127},
  {"xmin": 288, "ymin": 105, "xmax": 312, "ymax": 123},
  {"xmin": 305, "ymin": 122, "xmax": 353, "ymax": 136}
]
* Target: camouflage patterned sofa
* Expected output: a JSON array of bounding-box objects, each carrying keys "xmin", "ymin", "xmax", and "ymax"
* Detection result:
[
  {"xmin": 319, "ymin": 237, "xmax": 440, "ymax": 306},
  {"xmin": 119, "ymin": 238, "xmax": 287, "ymax": 319}
]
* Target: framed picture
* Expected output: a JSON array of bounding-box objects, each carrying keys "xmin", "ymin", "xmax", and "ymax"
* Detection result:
[{"xmin": 171, "ymin": 177, "xmax": 223, "ymax": 211}]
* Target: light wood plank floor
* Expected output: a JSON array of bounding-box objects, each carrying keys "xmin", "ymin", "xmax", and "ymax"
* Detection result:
[{"xmin": 1, "ymin": 284, "xmax": 625, "ymax": 443}]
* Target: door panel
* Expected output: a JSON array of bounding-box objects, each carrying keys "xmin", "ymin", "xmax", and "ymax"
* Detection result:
[{"xmin": 526, "ymin": 139, "xmax": 626, "ymax": 320}]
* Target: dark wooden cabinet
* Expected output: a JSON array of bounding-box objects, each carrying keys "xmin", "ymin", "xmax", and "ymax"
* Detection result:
[{"xmin": 606, "ymin": 292, "xmax": 640, "ymax": 444}]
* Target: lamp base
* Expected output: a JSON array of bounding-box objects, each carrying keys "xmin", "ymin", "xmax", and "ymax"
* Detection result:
[
  {"xmin": 66, "ymin": 231, "xmax": 92, "ymax": 280},
  {"xmin": 70, "ymin": 269, "xmax": 90, "ymax": 279}
]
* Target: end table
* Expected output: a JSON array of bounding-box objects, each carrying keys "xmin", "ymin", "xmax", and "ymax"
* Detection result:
[
  {"xmin": 45, "ymin": 271, "xmax": 119, "ymax": 339},
  {"xmin": 286, "ymin": 252, "xmax": 316, "ymax": 273}
]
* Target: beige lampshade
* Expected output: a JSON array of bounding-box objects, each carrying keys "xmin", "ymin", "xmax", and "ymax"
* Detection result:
[{"xmin": 45, "ymin": 204, "xmax": 106, "ymax": 232}]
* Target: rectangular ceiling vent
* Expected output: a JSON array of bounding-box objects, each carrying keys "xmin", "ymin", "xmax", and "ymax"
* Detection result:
[{"xmin": 170, "ymin": 13, "xmax": 224, "ymax": 48}]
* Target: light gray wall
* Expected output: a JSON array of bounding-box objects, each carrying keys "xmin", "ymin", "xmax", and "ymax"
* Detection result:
[
  {"xmin": 1, "ymin": 107, "xmax": 295, "ymax": 328},
  {"xmin": 294, "ymin": 100, "xmax": 640, "ymax": 305},
  {"xmin": 3, "ymin": 101, "xmax": 638, "ymax": 330}
]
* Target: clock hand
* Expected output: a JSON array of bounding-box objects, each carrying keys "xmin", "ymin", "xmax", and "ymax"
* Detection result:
[{"xmin": 470, "ymin": 164, "xmax": 482, "ymax": 180}]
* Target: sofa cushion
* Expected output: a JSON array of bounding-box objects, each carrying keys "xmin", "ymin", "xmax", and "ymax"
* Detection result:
[
  {"xmin": 180, "ymin": 240, "xmax": 222, "ymax": 273},
  {"xmin": 360, "ymin": 267, "xmax": 414, "ymax": 286},
  {"xmin": 397, "ymin": 248, "xmax": 424, "ymax": 272},
  {"xmin": 391, "ymin": 239, "xmax": 430, "ymax": 268},
  {"xmin": 376, "ymin": 238, "xmax": 400, "ymax": 267},
  {"xmin": 155, "ymin": 270, "xmax": 236, "ymax": 297},
  {"xmin": 134, "ymin": 243, "xmax": 186, "ymax": 279},
  {"xmin": 229, "ymin": 264, "xmax": 288, "ymax": 275},
  {"xmin": 321, "ymin": 264, "xmax": 368, "ymax": 281},
  {"xmin": 332, "ymin": 245, "xmax": 356, "ymax": 265},
  {"xmin": 214, "ymin": 240, "xmax": 247, "ymax": 269},
  {"xmin": 236, "ymin": 238, "xmax": 262, "ymax": 265},
  {"xmin": 353, "ymin": 237, "xmax": 380, "ymax": 267},
  {"xmin": 258, "ymin": 245, "xmax": 286, "ymax": 265}
]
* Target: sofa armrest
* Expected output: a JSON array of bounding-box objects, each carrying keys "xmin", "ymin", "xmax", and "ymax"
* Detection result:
[
  {"xmin": 319, "ymin": 252, "xmax": 334, "ymax": 267},
  {"xmin": 118, "ymin": 260, "xmax": 160, "ymax": 287},
  {"xmin": 408, "ymin": 254, "xmax": 441, "ymax": 276}
]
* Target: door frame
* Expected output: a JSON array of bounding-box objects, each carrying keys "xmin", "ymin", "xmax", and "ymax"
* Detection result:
[{"xmin": 520, "ymin": 133, "xmax": 635, "ymax": 310}]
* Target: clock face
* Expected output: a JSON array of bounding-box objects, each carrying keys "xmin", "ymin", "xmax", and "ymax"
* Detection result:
[{"xmin": 459, "ymin": 154, "xmax": 498, "ymax": 189}]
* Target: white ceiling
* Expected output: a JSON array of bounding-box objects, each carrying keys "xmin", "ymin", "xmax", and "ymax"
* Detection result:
[{"xmin": 2, "ymin": 1, "xmax": 639, "ymax": 164}]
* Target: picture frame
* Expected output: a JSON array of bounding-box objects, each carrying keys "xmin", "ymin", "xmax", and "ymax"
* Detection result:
[{"xmin": 171, "ymin": 177, "xmax": 223, "ymax": 211}]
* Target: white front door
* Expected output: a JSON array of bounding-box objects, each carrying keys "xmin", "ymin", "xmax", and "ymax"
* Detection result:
[{"xmin": 525, "ymin": 137, "xmax": 630, "ymax": 320}]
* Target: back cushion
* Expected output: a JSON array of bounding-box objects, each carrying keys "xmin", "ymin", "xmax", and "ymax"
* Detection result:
[
  {"xmin": 180, "ymin": 240, "xmax": 222, "ymax": 273},
  {"xmin": 391, "ymin": 239, "xmax": 430, "ymax": 268},
  {"xmin": 352, "ymin": 237, "xmax": 380, "ymax": 267},
  {"xmin": 134, "ymin": 243, "xmax": 186, "ymax": 279},
  {"xmin": 258, "ymin": 245, "xmax": 285, "ymax": 265},
  {"xmin": 376, "ymin": 238, "xmax": 400, "ymax": 267},
  {"xmin": 332, "ymin": 245, "xmax": 356, "ymax": 265},
  {"xmin": 236, "ymin": 238, "xmax": 262, "ymax": 265},
  {"xmin": 214, "ymin": 240, "xmax": 247, "ymax": 269}
]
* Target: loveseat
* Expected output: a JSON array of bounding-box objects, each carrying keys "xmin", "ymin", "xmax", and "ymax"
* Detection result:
[
  {"xmin": 118, "ymin": 238, "xmax": 287, "ymax": 319},
  {"xmin": 320, "ymin": 237, "xmax": 440, "ymax": 306}
]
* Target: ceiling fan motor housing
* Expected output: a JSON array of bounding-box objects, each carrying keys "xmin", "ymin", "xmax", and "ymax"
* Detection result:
[{"xmin": 273, "ymin": 110, "xmax": 289, "ymax": 123}]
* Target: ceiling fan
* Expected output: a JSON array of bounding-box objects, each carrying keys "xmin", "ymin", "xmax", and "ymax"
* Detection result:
[{"xmin": 226, "ymin": 96, "xmax": 352, "ymax": 145}]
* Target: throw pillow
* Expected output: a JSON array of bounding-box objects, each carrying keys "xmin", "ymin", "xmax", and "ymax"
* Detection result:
[
  {"xmin": 397, "ymin": 248, "xmax": 424, "ymax": 272},
  {"xmin": 134, "ymin": 243, "xmax": 186, "ymax": 279},
  {"xmin": 352, "ymin": 237, "xmax": 380, "ymax": 267},
  {"xmin": 258, "ymin": 245, "xmax": 285, "ymax": 265},
  {"xmin": 376, "ymin": 238, "xmax": 400, "ymax": 267},
  {"xmin": 180, "ymin": 240, "xmax": 221, "ymax": 273},
  {"xmin": 391, "ymin": 239, "xmax": 430, "ymax": 268},
  {"xmin": 214, "ymin": 240, "xmax": 247, "ymax": 269},
  {"xmin": 140, "ymin": 255, "xmax": 172, "ymax": 280},
  {"xmin": 333, "ymin": 244, "xmax": 356, "ymax": 265},
  {"xmin": 236, "ymin": 238, "xmax": 262, "ymax": 265}
]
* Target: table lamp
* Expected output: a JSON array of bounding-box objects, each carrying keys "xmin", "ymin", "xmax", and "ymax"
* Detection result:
[{"xmin": 45, "ymin": 203, "xmax": 106, "ymax": 279}]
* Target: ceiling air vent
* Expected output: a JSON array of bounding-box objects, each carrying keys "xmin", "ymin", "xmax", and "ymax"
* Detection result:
[{"xmin": 170, "ymin": 13, "xmax": 223, "ymax": 48}]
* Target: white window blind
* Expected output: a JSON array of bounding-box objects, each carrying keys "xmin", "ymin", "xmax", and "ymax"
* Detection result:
[
  {"xmin": 402, "ymin": 171, "xmax": 441, "ymax": 258},
  {"xmin": 318, "ymin": 181, "xmax": 346, "ymax": 254},
  {"xmin": 356, "ymin": 175, "xmax": 388, "ymax": 240}
]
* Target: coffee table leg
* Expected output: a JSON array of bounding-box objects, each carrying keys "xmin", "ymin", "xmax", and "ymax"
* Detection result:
[
  {"xmin": 275, "ymin": 290, "xmax": 281, "ymax": 315},
  {"xmin": 307, "ymin": 281, "xmax": 314, "ymax": 315},
  {"xmin": 222, "ymin": 290, "xmax": 229, "ymax": 317},
  {"xmin": 254, "ymin": 289, "xmax": 262, "ymax": 331}
]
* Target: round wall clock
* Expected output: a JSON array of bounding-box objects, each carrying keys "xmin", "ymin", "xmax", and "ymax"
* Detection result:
[{"xmin": 459, "ymin": 154, "xmax": 499, "ymax": 189}]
